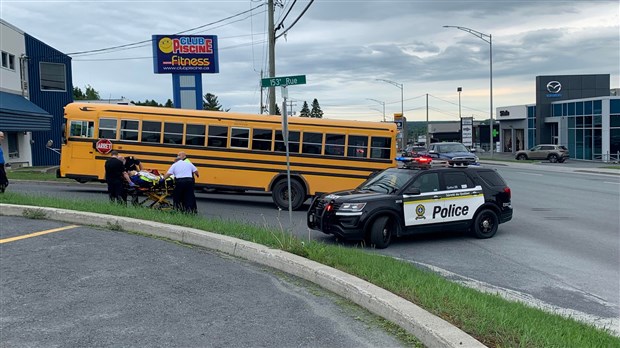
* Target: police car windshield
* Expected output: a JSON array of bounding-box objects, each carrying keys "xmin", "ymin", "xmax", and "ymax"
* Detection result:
[
  {"xmin": 359, "ymin": 169, "xmax": 411, "ymax": 194},
  {"xmin": 437, "ymin": 144, "xmax": 469, "ymax": 153}
]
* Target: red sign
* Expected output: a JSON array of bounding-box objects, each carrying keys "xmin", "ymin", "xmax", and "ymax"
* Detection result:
[{"xmin": 96, "ymin": 139, "xmax": 113, "ymax": 154}]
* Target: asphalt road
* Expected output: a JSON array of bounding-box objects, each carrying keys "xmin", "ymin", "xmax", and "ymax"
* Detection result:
[
  {"xmin": 0, "ymin": 215, "xmax": 409, "ymax": 347},
  {"xmin": 6, "ymin": 161, "xmax": 620, "ymax": 333}
]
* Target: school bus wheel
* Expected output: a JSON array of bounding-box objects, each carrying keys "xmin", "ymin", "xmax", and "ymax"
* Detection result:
[{"xmin": 272, "ymin": 179, "xmax": 306, "ymax": 211}]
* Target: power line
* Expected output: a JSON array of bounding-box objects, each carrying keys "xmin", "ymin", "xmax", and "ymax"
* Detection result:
[
  {"xmin": 275, "ymin": 0, "xmax": 297, "ymax": 31},
  {"xmin": 275, "ymin": 0, "xmax": 314, "ymax": 40},
  {"xmin": 67, "ymin": 2, "xmax": 266, "ymax": 56}
]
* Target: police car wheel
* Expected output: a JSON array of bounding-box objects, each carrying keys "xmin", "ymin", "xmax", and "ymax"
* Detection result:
[
  {"xmin": 369, "ymin": 216, "xmax": 394, "ymax": 249},
  {"xmin": 472, "ymin": 209, "xmax": 498, "ymax": 239}
]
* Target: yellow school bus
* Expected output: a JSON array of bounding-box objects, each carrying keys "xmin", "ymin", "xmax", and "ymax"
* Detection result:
[{"xmin": 58, "ymin": 102, "xmax": 397, "ymax": 210}]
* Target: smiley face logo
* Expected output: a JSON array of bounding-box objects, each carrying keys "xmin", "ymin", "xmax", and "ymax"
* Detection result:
[{"xmin": 158, "ymin": 37, "xmax": 173, "ymax": 53}]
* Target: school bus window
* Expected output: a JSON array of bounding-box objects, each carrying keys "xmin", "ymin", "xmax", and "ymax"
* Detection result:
[
  {"xmin": 325, "ymin": 133, "xmax": 345, "ymax": 156},
  {"xmin": 69, "ymin": 120, "xmax": 94, "ymax": 137},
  {"xmin": 252, "ymin": 128, "xmax": 272, "ymax": 151},
  {"xmin": 208, "ymin": 125, "xmax": 228, "ymax": 148},
  {"xmin": 120, "ymin": 120, "xmax": 139, "ymax": 141},
  {"xmin": 370, "ymin": 136, "xmax": 392, "ymax": 159},
  {"xmin": 164, "ymin": 122, "xmax": 184, "ymax": 144},
  {"xmin": 142, "ymin": 121, "xmax": 162, "ymax": 143},
  {"xmin": 231, "ymin": 127, "xmax": 250, "ymax": 148},
  {"xmin": 275, "ymin": 130, "xmax": 300, "ymax": 153},
  {"xmin": 98, "ymin": 118, "xmax": 117, "ymax": 139},
  {"xmin": 302, "ymin": 132, "xmax": 323, "ymax": 154},
  {"xmin": 347, "ymin": 135, "xmax": 368, "ymax": 158},
  {"xmin": 185, "ymin": 124, "xmax": 206, "ymax": 146}
]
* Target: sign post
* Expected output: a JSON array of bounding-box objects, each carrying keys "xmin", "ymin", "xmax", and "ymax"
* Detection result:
[{"xmin": 260, "ymin": 75, "xmax": 306, "ymax": 229}]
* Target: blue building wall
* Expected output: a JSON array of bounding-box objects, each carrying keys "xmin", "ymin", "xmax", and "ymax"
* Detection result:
[{"xmin": 25, "ymin": 33, "xmax": 73, "ymax": 166}]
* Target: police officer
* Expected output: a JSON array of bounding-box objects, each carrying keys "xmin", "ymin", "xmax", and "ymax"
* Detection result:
[
  {"xmin": 124, "ymin": 155, "xmax": 143, "ymax": 173},
  {"xmin": 162, "ymin": 152, "xmax": 199, "ymax": 213}
]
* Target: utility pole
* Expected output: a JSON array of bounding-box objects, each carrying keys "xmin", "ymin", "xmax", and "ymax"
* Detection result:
[{"xmin": 268, "ymin": 0, "xmax": 276, "ymax": 115}]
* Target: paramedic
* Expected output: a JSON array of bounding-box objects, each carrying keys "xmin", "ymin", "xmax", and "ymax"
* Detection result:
[
  {"xmin": 104, "ymin": 151, "xmax": 131, "ymax": 204},
  {"xmin": 162, "ymin": 153, "xmax": 199, "ymax": 213}
]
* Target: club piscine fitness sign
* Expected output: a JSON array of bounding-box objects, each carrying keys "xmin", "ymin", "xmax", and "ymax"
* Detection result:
[{"xmin": 152, "ymin": 35, "xmax": 219, "ymax": 74}]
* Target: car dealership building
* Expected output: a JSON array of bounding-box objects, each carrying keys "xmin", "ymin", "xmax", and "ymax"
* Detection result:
[{"xmin": 496, "ymin": 74, "xmax": 619, "ymax": 161}]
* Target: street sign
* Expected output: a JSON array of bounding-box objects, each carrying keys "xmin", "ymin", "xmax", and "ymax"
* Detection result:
[
  {"xmin": 461, "ymin": 117, "xmax": 474, "ymax": 147},
  {"xmin": 261, "ymin": 75, "xmax": 306, "ymax": 88}
]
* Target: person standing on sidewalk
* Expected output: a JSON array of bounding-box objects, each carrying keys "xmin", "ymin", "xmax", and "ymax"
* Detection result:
[
  {"xmin": 0, "ymin": 131, "xmax": 8, "ymax": 193},
  {"xmin": 162, "ymin": 152, "xmax": 199, "ymax": 213}
]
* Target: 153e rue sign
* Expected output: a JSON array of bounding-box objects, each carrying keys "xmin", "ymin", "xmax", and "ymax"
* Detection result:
[{"xmin": 261, "ymin": 75, "xmax": 306, "ymax": 88}]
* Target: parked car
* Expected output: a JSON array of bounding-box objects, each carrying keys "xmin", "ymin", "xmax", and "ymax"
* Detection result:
[
  {"xmin": 423, "ymin": 142, "xmax": 479, "ymax": 165},
  {"xmin": 401, "ymin": 145, "xmax": 427, "ymax": 157},
  {"xmin": 515, "ymin": 144, "xmax": 569, "ymax": 163}
]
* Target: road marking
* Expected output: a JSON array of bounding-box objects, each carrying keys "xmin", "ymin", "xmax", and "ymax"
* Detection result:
[
  {"xmin": 0, "ymin": 225, "xmax": 79, "ymax": 244},
  {"xmin": 603, "ymin": 181, "xmax": 620, "ymax": 185},
  {"xmin": 518, "ymin": 172, "xmax": 543, "ymax": 176}
]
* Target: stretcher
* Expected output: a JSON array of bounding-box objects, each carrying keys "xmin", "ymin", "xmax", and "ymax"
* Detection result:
[{"xmin": 127, "ymin": 171, "xmax": 175, "ymax": 210}]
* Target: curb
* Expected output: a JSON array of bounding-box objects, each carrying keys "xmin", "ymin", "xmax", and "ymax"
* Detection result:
[{"xmin": 1, "ymin": 204, "xmax": 485, "ymax": 348}]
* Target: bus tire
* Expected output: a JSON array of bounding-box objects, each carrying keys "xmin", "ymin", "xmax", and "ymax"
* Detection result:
[{"xmin": 272, "ymin": 179, "xmax": 306, "ymax": 211}]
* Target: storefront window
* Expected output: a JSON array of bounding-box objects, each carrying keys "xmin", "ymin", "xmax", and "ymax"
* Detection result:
[
  {"xmin": 568, "ymin": 103, "xmax": 575, "ymax": 116},
  {"xmin": 593, "ymin": 100, "xmax": 602, "ymax": 114},
  {"xmin": 611, "ymin": 99, "xmax": 620, "ymax": 114},
  {"xmin": 575, "ymin": 102, "xmax": 583, "ymax": 115},
  {"xmin": 584, "ymin": 101, "xmax": 593, "ymax": 115},
  {"xmin": 553, "ymin": 104, "xmax": 562, "ymax": 117}
]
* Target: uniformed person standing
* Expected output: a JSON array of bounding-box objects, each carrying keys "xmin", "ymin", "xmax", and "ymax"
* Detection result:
[
  {"xmin": 104, "ymin": 151, "xmax": 131, "ymax": 204},
  {"xmin": 163, "ymin": 152, "xmax": 199, "ymax": 213}
]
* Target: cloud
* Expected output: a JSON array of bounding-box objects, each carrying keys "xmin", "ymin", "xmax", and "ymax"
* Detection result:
[{"xmin": 1, "ymin": 0, "xmax": 618, "ymax": 121}]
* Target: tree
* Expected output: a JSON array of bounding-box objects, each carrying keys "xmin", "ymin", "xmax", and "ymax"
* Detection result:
[
  {"xmin": 299, "ymin": 101, "xmax": 310, "ymax": 117},
  {"xmin": 133, "ymin": 99, "xmax": 162, "ymax": 107},
  {"xmin": 73, "ymin": 84, "xmax": 100, "ymax": 100},
  {"xmin": 310, "ymin": 98, "xmax": 323, "ymax": 118},
  {"xmin": 274, "ymin": 103, "xmax": 281, "ymax": 115},
  {"xmin": 164, "ymin": 99, "xmax": 174, "ymax": 108},
  {"xmin": 202, "ymin": 93, "xmax": 229, "ymax": 111}
]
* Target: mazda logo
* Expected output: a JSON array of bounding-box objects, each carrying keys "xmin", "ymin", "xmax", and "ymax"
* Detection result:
[{"xmin": 547, "ymin": 81, "xmax": 562, "ymax": 93}]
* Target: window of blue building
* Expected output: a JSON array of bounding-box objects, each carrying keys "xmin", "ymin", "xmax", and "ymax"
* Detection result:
[
  {"xmin": 611, "ymin": 99, "xmax": 620, "ymax": 114},
  {"xmin": 593, "ymin": 100, "xmax": 602, "ymax": 114},
  {"xmin": 584, "ymin": 101, "xmax": 593, "ymax": 115}
]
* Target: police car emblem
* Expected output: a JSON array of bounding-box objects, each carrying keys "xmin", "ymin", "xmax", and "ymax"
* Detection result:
[{"xmin": 415, "ymin": 204, "xmax": 426, "ymax": 220}]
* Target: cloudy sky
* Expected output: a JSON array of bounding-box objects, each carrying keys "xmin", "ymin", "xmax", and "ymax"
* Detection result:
[{"xmin": 2, "ymin": 0, "xmax": 619, "ymax": 122}]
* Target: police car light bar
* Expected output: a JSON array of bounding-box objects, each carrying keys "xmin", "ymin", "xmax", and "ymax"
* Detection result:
[{"xmin": 396, "ymin": 156, "xmax": 433, "ymax": 169}]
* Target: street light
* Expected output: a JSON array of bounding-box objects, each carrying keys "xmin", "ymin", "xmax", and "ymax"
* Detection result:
[
  {"xmin": 366, "ymin": 98, "xmax": 386, "ymax": 122},
  {"xmin": 443, "ymin": 25, "xmax": 493, "ymax": 156},
  {"xmin": 376, "ymin": 79, "xmax": 404, "ymax": 119},
  {"xmin": 457, "ymin": 87, "xmax": 462, "ymax": 119}
]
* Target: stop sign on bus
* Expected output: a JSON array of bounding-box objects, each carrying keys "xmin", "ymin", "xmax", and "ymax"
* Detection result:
[{"xmin": 96, "ymin": 139, "xmax": 113, "ymax": 154}]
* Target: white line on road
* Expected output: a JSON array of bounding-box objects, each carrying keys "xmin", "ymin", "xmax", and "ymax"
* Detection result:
[{"xmin": 518, "ymin": 172, "xmax": 543, "ymax": 176}]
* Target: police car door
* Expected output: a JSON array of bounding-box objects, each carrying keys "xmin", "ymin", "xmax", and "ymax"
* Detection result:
[
  {"xmin": 402, "ymin": 172, "xmax": 443, "ymax": 227},
  {"xmin": 438, "ymin": 171, "xmax": 484, "ymax": 223}
]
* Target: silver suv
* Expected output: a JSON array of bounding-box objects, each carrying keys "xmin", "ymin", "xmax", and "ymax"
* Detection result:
[{"xmin": 515, "ymin": 144, "xmax": 569, "ymax": 163}]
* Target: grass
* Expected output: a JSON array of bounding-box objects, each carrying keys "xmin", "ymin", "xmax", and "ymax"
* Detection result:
[
  {"xmin": 1, "ymin": 192, "xmax": 619, "ymax": 347},
  {"xmin": 7, "ymin": 169, "xmax": 73, "ymax": 182}
]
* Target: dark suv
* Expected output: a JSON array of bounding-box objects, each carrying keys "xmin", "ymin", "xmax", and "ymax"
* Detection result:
[{"xmin": 307, "ymin": 164, "xmax": 512, "ymax": 249}]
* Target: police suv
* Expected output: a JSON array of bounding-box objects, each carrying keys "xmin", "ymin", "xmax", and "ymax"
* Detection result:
[{"xmin": 307, "ymin": 158, "xmax": 512, "ymax": 249}]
